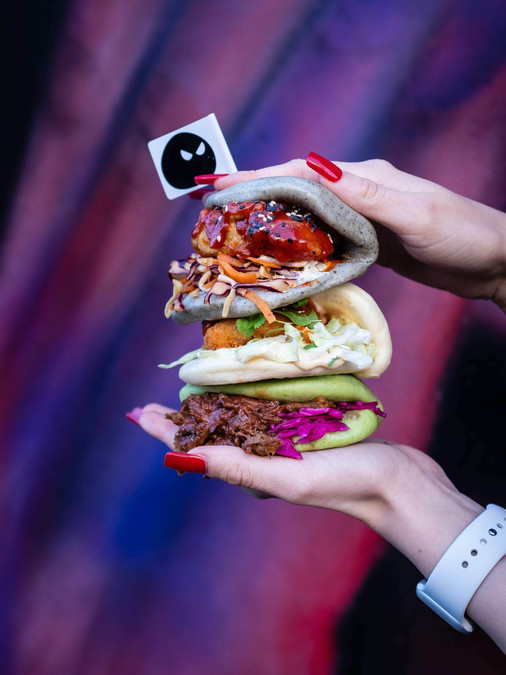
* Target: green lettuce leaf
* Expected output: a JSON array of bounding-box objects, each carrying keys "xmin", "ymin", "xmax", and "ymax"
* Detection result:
[
  {"xmin": 236, "ymin": 313, "xmax": 267, "ymax": 338},
  {"xmin": 275, "ymin": 307, "xmax": 319, "ymax": 327}
]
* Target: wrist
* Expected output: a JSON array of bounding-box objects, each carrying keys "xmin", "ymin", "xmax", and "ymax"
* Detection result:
[
  {"xmin": 370, "ymin": 449, "xmax": 483, "ymax": 577},
  {"xmin": 416, "ymin": 504, "xmax": 506, "ymax": 635}
]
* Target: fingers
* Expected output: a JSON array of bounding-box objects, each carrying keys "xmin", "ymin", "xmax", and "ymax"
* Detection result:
[
  {"xmin": 214, "ymin": 157, "xmax": 413, "ymax": 234},
  {"xmin": 329, "ymin": 159, "xmax": 445, "ymax": 194},
  {"xmin": 130, "ymin": 403, "xmax": 310, "ymax": 500},
  {"xmin": 191, "ymin": 442, "xmax": 399, "ymax": 514},
  {"xmin": 129, "ymin": 403, "xmax": 410, "ymax": 516},
  {"xmin": 307, "ymin": 160, "xmax": 441, "ymax": 239},
  {"xmin": 334, "ymin": 172, "xmax": 428, "ymax": 235},
  {"xmin": 137, "ymin": 404, "xmax": 178, "ymax": 448},
  {"xmin": 192, "ymin": 444, "xmax": 305, "ymax": 498},
  {"xmin": 214, "ymin": 159, "xmax": 313, "ymax": 189},
  {"xmin": 142, "ymin": 403, "xmax": 174, "ymax": 415},
  {"xmin": 131, "ymin": 404, "xmax": 307, "ymax": 501},
  {"xmin": 215, "ymin": 157, "xmax": 443, "ymax": 195},
  {"xmin": 214, "ymin": 156, "xmax": 440, "ymax": 239},
  {"xmin": 129, "ymin": 403, "xmax": 304, "ymax": 497}
]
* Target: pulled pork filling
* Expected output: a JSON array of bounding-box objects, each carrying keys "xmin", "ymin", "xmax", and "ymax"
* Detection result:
[{"xmin": 166, "ymin": 393, "xmax": 340, "ymax": 456}]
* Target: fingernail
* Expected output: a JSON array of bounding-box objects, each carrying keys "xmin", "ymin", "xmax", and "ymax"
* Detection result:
[
  {"xmin": 164, "ymin": 452, "xmax": 206, "ymax": 474},
  {"xmin": 126, "ymin": 408, "xmax": 143, "ymax": 426},
  {"xmin": 306, "ymin": 152, "xmax": 343, "ymax": 182},
  {"xmin": 189, "ymin": 188, "xmax": 214, "ymax": 200},
  {"xmin": 194, "ymin": 174, "xmax": 228, "ymax": 185}
]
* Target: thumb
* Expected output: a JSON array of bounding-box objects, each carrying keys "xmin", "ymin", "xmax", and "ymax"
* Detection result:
[
  {"xmin": 306, "ymin": 153, "xmax": 422, "ymax": 237},
  {"xmin": 335, "ymin": 172, "xmax": 395, "ymax": 219}
]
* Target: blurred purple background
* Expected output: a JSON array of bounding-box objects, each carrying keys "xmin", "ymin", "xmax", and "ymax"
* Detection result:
[{"xmin": 2, "ymin": 1, "xmax": 506, "ymax": 673}]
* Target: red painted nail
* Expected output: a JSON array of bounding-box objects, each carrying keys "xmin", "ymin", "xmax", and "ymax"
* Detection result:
[
  {"xmin": 126, "ymin": 408, "xmax": 143, "ymax": 426},
  {"xmin": 194, "ymin": 174, "xmax": 228, "ymax": 185},
  {"xmin": 306, "ymin": 152, "xmax": 343, "ymax": 182},
  {"xmin": 164, "ymin": 452, "xmax": 206, "ymax": 474},
  {"xmin": 189, "ymin": 188, "xmax": 214, "ymax": 200}
]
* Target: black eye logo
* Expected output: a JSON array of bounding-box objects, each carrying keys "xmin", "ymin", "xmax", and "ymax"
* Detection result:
[{"xmin": 161, "ymin": 132, "xmax": 216, "ymax": 189}]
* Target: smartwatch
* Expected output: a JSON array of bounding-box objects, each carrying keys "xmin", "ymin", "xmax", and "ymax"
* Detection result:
[{"xmin": 416, "ymin": 504, "xmax": 506, "ymax": 633}]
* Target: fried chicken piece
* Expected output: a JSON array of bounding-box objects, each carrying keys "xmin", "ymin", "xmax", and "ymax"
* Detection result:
[
  {"xmin": 192, "ymin": 215, "xmax": 246, "ymax": 258},
  {"xmin": 202, "ymin": 298, "xmax": 326, "ymax": 350},
  {"xmin": 191, "ymin": 201, "xmax": 335, "ymax": 263},
  {"xmin": 202, "ymin": 318, "xmax": 285, "ymax": 350}
]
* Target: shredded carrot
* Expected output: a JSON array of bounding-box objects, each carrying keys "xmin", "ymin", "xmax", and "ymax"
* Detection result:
[
  {"xmin": 247, "ymin": 256, "xmax": 281, "ymax": 269},
  {"xmin": 323, "ymin": 260, "xmax": 340, "ymax": 270},
  {"xmin": 217, "ymin": 255, "xmax": 258, "ymax": 283},
  {"xmin": 299, "ymin": 326, "xmax": 313, "ymax": 343},
  {"xmin": 216, "ymin": 252, "xmax": 242, "ymax": 267},
  {"xmin": 181, "ymin": 283, "xmax": 197, "ymax": 293},
  {"xmin": 240, "ymin": 289, "xmax": 276, "ymax": 323}
]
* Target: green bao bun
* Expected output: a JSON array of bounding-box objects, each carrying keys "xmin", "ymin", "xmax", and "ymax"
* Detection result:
[
  {"xmin": 179, "ymin": 373, "xmax": 377, "ymax": 402},
  {"xmin": 179, "ymin": 374, "xmax": 384, "ymax": 451}
]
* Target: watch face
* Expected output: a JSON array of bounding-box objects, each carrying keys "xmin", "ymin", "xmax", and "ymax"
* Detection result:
[{"xmin": 161, "ymin": 133, "xmax": 216, "ymax": 189}]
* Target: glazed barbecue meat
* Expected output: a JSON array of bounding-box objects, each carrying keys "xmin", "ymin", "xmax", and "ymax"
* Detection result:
[{"xmin": 191, "ymin": 200, "xmax": 336, "ymax": 263}]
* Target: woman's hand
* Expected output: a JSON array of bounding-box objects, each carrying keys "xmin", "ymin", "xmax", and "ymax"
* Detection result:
[
  {"xmin": 133, "ymin": 404, "xmax": 480, "ymax": 578},
  {"xmin": 131, "ymin": 404, "xmax": 506, "ymax": 651},
  {"xmin": 211, "ymin": 156, "xmax": 506, "ymax": 310},
  {"xmin": 133, "ymin": 157, "xmax": 506, "ymax": 646},
  {"xmin": 136, "ymin": 406, "xmax": 416, "ymax": 522}
]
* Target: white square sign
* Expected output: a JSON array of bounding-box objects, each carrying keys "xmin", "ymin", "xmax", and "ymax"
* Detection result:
[{"xmin": 147, "ymin": 114, "xmax": 237, "ymax": 200}]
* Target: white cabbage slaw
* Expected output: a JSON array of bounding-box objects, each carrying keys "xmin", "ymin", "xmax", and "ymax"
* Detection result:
[{"xmin": 159, "ymin": 319, "xmax": 375, "ymax": 372}]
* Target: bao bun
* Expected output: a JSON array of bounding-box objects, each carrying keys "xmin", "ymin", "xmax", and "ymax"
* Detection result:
[
  {"xmin": 179, "ymin": 283, "xmax": 392, "ymax": 386},
  {"xmin": 172, "ymin": 176, "xmax": 378, "ymax": 325}
]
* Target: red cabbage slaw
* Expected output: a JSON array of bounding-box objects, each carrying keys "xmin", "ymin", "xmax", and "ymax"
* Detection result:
[{"xmin": 270, "ymin": 402, "xmax": 386, "ymax": 459}]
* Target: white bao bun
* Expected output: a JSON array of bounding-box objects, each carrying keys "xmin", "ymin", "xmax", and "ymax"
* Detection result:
[{"xmin": 178, "ymin": 283, "xmax": 392, "ymax": 386}]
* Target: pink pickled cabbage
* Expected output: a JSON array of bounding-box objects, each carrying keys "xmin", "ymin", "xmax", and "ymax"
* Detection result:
[
  {"xmin": 275, "ymin": 440, "xmax": 304, "ymax": 460},
  {"xmin": 270, "ymin": 402, "xmax": 385, "ymax": 459}
]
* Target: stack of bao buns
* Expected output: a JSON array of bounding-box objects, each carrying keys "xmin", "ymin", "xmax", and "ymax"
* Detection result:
[{"xmin": 163, "ymin": 176, "xmax": 392, "ymax": 458}]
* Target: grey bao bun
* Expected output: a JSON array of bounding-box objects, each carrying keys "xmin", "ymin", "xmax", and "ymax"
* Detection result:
[{"xmin": 172, "ymin": 176, "xmax": 378, "ymax": 325}]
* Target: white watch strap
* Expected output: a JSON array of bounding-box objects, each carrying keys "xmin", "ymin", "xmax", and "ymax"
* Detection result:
[{"xmin": 416, "ymin": 504, "xmax": 506, "ymax": 633}]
